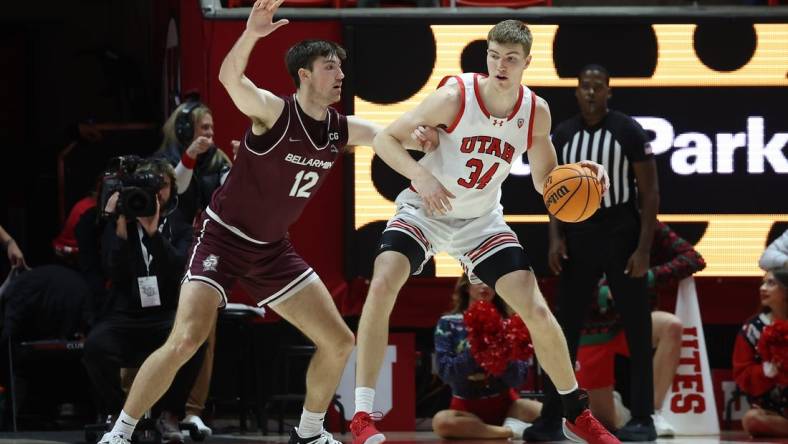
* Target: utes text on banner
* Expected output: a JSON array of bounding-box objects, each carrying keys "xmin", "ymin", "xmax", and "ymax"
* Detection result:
[{"xmin": 662, "ymin": 277, "xmax": 720, "ymax": 435}]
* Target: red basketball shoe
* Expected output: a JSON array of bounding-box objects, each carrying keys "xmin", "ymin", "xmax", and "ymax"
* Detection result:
[
  {"xmin": 350, "ymin": 412, "xmax": 385, "ymax": 444},
  {"xmin": 563, "ymin": 409, "xmax": 620, "ymax": 444}
]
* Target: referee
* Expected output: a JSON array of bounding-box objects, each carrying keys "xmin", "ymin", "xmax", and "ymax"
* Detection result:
[{"xmin": 525, "ymin": 64, "xmax": 659, "ymax": 442}]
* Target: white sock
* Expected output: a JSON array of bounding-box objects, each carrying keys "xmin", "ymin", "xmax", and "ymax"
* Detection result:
[
  {"xmin": 557, "ymin": 382, "xmax": 579, "ymax": 395},
  {"xmin": 297, "ymin": 408, "xmax": 325, "ymax": 438},
  {"xmin": 502, "ymin": 417, "xmax": 531, "ymax": 438},
  {"xmin": 110, "ymin": 410, "xmax": 138, "ymax": 440},
  {"xmin": 355, "ymin": 387, "xmax": 375, "ymax": 414}
]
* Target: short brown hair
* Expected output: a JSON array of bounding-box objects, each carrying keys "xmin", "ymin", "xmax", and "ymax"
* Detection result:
[
  {"xmin": 136, "ymin": 158, "xmax": 176, "ymax": 193},
  {"xmin": 488, "ymin": 20, "xmax": 533, "ymax": 56},
  {"xmin": 285, "ymin": 40, "xmax": 347, "ymax": 88}
]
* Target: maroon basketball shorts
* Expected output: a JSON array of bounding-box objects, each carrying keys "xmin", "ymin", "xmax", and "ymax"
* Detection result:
[{"xmin": 183, "ymin": 217, "xmax": 318, "ymax": 308}]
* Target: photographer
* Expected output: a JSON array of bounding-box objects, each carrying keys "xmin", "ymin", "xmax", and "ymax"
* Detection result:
[{"xmin": 82, "ymin": 158, "xmax": 204, "ymax": 443}]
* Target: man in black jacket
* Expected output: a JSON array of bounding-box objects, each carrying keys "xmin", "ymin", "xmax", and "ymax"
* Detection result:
[{"xmin": 82, "ymin": 159, "xmax": 203, "ymax": 443}]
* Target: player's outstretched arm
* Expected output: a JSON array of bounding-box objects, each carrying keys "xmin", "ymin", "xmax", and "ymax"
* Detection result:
[
  {"xmin": 373, "ymin": 87, "xmax": 457, "ymax": 179},
  {"xmin": 346, "ymin": 117, "xmax": 438, "ymax": 154},
  {"xmin": 345, "ymin": 116, "xmax": 381, "ymax": 153},
  {"xmin": 373, "ymin": 86, "xmax": 460, "ymax": 215},
  {"xmin": 526, "ymin": 97, "xmax": 558, "ymax": 195},
  {"xmin": 218, "ymin": 0, "xmax": 287, "ymax": 129}
]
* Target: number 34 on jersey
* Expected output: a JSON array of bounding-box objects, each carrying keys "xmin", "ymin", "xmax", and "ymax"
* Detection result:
[{"xmin": 456, "ymin": 135, "xmax": 516, "ymax": 190}]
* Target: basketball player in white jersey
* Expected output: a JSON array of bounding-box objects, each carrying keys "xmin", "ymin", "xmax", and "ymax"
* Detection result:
[{"xmin": 350, "ymin": 21, "xmax": 619, "ymax": 444}]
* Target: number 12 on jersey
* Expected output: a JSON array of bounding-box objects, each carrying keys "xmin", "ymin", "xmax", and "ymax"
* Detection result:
[
  {"xmin": 289, "ymin": 170, "xmax": 319, "ymax": 198},
  {"xmin": 457, "ymin": 159, "xmax": 499, "ymax": 189}
]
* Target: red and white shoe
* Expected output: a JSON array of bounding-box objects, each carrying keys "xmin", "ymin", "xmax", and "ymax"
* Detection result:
[
  {"xmin": 563, "ymin": 409, "xmax": 620, "ymax": 444},
  {"xmin": 350, "ymin": 412, "xmax": 385, "ymax": 444}
]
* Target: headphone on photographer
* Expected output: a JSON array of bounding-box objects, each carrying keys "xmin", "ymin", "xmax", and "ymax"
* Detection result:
[{"xmin": 174, "ymin": 95, "xmax": 203, "ymax": 147}]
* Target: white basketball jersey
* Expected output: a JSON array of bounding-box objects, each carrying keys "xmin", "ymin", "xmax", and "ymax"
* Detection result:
[{"xmin": 397, "ymin": 73, "xmax": 537, "ymax": 219}]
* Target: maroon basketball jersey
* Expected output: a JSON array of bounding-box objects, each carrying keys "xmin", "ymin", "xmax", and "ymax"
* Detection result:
[{"xmin": 207, "ymin": 95, "xmax": 348, "ymax": 243}]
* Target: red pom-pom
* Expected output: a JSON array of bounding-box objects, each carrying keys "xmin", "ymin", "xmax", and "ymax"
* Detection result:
[
  {"xmin": 504, "ymin": 314, "xmax": 534, "ymax": 362},
  {"xmin": 464, "ymin": 301, "xmax": 534, "ymax": 376},
  {"xmin": 757, "ymin": 319, "xmax": 788, "ymax": 385},
  {"xmin": 464, "ymin": 301, "xmax": 508, "ymax": 375}
]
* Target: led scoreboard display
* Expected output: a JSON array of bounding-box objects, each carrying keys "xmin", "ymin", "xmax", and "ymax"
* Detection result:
[{"xmin": 349, "ymin": 23, "xmax": 788, "ymax": 278}]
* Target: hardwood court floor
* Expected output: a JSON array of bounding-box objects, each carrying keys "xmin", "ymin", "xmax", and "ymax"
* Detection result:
[{"xmin": 0, "ymin": 430, "xmax": 785, "ymax": 444}]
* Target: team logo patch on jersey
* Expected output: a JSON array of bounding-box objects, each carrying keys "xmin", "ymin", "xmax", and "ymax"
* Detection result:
[
  {"xmin": 202, "ymin": 254, "xmax": 219, "ymax": 272},
  {"xmin": 517, "ymin": 118, "xmax": 525, "ymax": 128}
]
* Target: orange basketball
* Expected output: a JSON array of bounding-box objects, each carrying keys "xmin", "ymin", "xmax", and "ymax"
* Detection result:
[{"xmin": 542, "ymin": 164, "xmax": 602, "ymax": 222}]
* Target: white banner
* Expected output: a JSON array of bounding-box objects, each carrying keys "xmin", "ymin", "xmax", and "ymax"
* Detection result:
[{"xmin": 661, "ymin": 277, "xmax": 720, "ymax": 435}]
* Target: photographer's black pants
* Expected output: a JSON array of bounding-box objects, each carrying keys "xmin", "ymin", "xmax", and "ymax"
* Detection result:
[
  {"xmin": 540, "ymin": 205, "xmax": 654, "ymax": 421},
  {"xmin": 82, "ymin": 312, "xmax": 205, "ymax": 417}
]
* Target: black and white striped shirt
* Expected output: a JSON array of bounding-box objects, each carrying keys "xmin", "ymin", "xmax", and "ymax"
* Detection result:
[{"xmin": 551, "ymin": 111, "xmax": 652, "ymax": 209}]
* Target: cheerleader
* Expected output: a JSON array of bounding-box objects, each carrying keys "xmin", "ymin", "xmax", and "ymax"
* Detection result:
[
  {"xmin": 432, "ymin": 274, "xmax": 541, "ymax": 439},
  {"xmin": 733, "ymin": 268, "xmax": 788, "ymax": 438}
]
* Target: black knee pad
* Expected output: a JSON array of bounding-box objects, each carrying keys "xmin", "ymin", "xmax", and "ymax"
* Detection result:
[
  {"xmin": 472, "ymin": 246, "xmax": 532, "ymax": 289},
  {"xmin": 376, "ymin": 230, "xmax": 427, "ymax": 275}
]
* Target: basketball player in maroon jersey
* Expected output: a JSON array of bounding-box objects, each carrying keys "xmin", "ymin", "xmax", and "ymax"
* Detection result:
[
  {"xmin": 97, "ymin": 2, "xmax": 431, "ymax": 444},
  {"xmin": 350, "ymin": 21, "xmax": 619, "ymax": 444}
]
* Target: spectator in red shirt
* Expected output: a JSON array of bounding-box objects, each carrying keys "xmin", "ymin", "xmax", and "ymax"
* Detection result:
[{"xmin": 53, "ymin": 194, "xmax": 97, "ymax": 261}]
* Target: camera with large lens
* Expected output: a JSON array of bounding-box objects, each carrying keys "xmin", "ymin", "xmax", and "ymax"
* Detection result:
[{"xmin": 99, "ymin": 156, "xmax": 164, "ymax": 218}]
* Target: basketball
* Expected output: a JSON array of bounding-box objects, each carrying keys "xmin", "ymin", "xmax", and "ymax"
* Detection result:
[{"xmin": 543, "ymin": 164, "xmax": 602, "ymax": 222}]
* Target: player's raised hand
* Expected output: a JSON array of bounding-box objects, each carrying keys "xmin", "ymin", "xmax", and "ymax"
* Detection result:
[
  {"xmin": 578, "ymin": 160, "xmax": 610, "ymax": 195},
  {"xmin": 412, "ymin": 169, "xmax": 455, "ymax": 217},
  {"xmin": 411, "ymin": 125, "xmax": 440, "ymax": 153},
  {"xmin": 246, "ymin": 0, "xmax": 289, "ymax": 38}
]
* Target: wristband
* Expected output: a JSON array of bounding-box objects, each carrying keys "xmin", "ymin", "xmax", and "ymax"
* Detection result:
[{"xmin": 181, "ymin": 151, "xmax": 197, "ymax": 169}]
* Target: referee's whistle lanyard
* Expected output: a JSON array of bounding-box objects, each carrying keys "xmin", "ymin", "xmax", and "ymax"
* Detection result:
[{"xmin": 137, "ymin": 224, "xmax": 153, "ymax": 276}]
